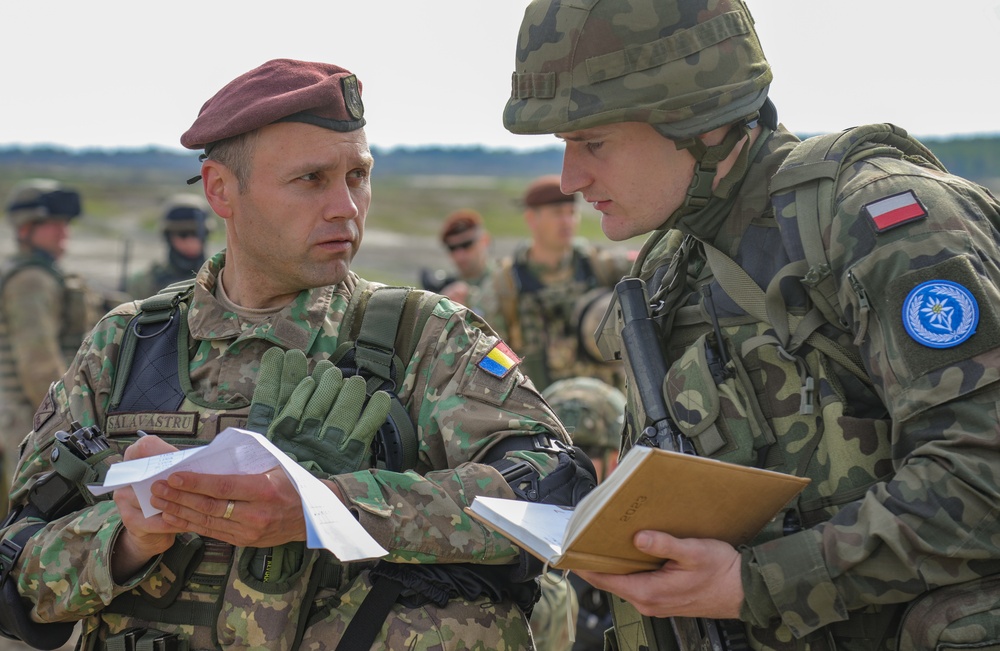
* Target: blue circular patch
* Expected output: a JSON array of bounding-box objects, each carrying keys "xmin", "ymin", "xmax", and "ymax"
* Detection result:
[{"xmin": 902, "ymin": 280, "xmax": 979, "ymax": 348}]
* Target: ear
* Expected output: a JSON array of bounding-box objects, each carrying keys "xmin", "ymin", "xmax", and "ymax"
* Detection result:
[{"xmin": 202, "ymin": 160, "xmax": 236, "ymax": 221}]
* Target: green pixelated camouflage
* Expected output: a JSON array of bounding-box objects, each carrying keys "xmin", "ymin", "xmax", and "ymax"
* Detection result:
[
  {"xmin": 542, "ymin": 377, "xmax": 625, "ymax": 450},
  {"xmin": 484, "ymin": 241, "xmax": 631, "ymax": 392},
  {"xmin": 609, "ymin": 125, "xmax": 1000, "ymax": 649},
  {"xmin": 503, "ymin": 0, "xmax": 771, "ymax": 139},
  {"xmin": 2, "ymin": 250, "xmax": 572, "ymax": 649}
]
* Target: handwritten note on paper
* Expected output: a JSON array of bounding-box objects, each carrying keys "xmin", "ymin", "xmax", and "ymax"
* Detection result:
[{"xmin": 90, "ymin": 427, "xmax": 387, "ymax": 562}]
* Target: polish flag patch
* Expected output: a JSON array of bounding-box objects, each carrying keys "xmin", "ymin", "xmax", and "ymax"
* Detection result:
[{"xmin": 863, "ymin": 190, "xmax": 927, "ymax": 233}]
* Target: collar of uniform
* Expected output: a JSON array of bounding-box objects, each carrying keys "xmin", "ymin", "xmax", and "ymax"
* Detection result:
[{"xmin": 186, "ymin": 251, "xmax": 337, "ymax": 349}]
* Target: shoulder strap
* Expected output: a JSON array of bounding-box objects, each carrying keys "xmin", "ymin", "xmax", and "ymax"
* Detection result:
[
  {"xmin": 495, "ymin": 258, "xmax": 524, "ymax": 351},
  {"xmin": 337, "ymin": 282, "xmax": 441, "ymax": 472},
  {"xmin": 769, "ymin": 123, "xmax": 947, "ymax": 327}
]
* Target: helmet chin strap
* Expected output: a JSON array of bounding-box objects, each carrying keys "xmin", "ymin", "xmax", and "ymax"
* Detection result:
[{"xmin": 657, "ymin": 112, "xmax": 761, "ymax": 227}]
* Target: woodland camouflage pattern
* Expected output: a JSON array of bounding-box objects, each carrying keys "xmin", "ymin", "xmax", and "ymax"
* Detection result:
[
  {"xmin": 1, "ymin": 251, "xmax": 573, "ymax": 650},
  {"xmin": 503, "ymin": 0, "xmax": 772, "ymax": 139},
  {"xmin": 484, "ymin": 240, "xmax": 631, "ymax": 392},
  {"xmin": 541, "ymin": 377, "xmax": 625, "ymax": 451},
  {"xmin": 610, "ymin": 124, "xmax": 1000, "ymax": 649}
]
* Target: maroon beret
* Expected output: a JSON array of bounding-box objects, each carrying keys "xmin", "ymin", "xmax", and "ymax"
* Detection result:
[
  {"xmin": 440, "ymin": 209, "xmax": 484, "ymax": 242},
  {"xmin": 180, "ymin": 58, "xmax": 365, "ymax": 151},
  {"xmin": 523, "ymin": 175, "xmax": 575, "ymax": 208}
]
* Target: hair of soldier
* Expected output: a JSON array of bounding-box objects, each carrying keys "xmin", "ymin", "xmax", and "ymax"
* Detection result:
[{"xmin": 205, "ymin": 130, "xmax": 260, "ymax": 192}]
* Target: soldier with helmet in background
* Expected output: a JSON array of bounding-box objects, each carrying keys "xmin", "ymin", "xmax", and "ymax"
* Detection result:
[
  {"xmin": 504, "ymin": 0, "xmax": 1000, "ymax": 649},
  {"xmin": 123, "ymin": 194, "xmax": 213, "ymax": 299},
  {"xmin": 0, "ymin": 179, "xmax": 102, "ymax": 519},
  {"xmin": 539, "ymin": 377, "xmax": 625, "ymax": 651}
]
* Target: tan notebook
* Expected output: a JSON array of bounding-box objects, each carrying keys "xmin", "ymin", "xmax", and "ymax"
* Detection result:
[{"xmin": 466, "ymin": 445, "xmax": 810, "ymax": 574}]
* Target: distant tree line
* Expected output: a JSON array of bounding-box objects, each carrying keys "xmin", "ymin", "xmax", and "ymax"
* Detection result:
[{"xmin": 0, "ymin": 134, "xmax": 996, "ymax": 183}]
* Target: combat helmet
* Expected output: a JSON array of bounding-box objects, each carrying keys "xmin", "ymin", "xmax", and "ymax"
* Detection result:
[
  {"xmin": 543, "ymin": 377, "xmax": 626, "ymax": 452},
  {"xmin": 161, "ymin": 194, "xmax": 211, "ymax": 239},
  {"xmin": 504, "ymin": 0, "xmax": 775, "ymax": 223},
  {"xmin": 6, "ymin": 178, "xmax": 82, "ymax": 228}
]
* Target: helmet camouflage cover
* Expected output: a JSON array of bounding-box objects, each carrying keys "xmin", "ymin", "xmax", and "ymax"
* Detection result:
[
  {"xmin": 503, "ymin": 0, "xmax": 772, "ymax": 139},
  {"xmin": 6, "ymin": 178, "xmax": 82, "ymax": 228},
  {"xmin": 543, "ymin": 377, "xmax": 626, "ymax": 451}
]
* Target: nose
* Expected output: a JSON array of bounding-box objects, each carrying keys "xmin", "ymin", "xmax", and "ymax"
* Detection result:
[
  {"xmin": 560, "ymin": 146, "xmax": 589, "ymax": 196},
  {"xmin": 323, "ymin": 180, "xmax": 361, "ymax": 221}
]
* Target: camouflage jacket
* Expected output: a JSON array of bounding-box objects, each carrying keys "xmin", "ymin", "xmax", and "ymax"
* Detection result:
[
  {"xmin": 2, "ymin": 251, "xmax": 570, "ymax": 650},
  {"xmin": 123, "ymin": 260, "xmax": 199, "ymax": 301},
  {"xmin": 485, "ymin": 239, "xmax": 630, "ymax": 392},
  {"xmin": 618, "ymin": 125, "xmax": 1000, "ymax": 649}
]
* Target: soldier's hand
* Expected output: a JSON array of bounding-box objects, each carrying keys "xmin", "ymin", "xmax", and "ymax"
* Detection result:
[
  {"xmin": 575, "ymin": 531, "xmax": 744, "ymax": 619},
  {"xmin": 112, "ymin": 434, "xmax": 184, "ymax": 581}
]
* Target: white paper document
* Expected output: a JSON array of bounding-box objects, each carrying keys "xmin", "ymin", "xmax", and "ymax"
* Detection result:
[{"xmin": 90, "ymin": 427, "xmax": 387, "ymax": 562}]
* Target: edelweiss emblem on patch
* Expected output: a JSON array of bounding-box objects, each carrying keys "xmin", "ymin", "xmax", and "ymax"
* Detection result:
[{"xmin": 902, "ymin": 280, "xmax": 979, "ymax": 348}]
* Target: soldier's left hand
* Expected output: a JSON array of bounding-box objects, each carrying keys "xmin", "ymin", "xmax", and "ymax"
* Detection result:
[
  {"xmin": 575, "ymin": 531, "xmax": 743, "ymax": 619},
  {"xmin": 149, "ymin": 465, "xmax": 310, "ymax": 548}
]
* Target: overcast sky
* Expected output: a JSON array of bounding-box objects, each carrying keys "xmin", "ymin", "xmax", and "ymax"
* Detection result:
[{"xmin": 2, "ymin": 1, "xmax": 997, "ymax": 153}]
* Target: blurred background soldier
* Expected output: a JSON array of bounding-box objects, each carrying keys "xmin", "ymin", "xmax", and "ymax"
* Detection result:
[
  {"xmin": 420, "ymin": 209, "xmax": 494, "ymax": 315},
  {"xmin": 484, "ymin": 175, "xmax": 632, "ymax": 392},
  {"xmin": 541, "ymin": 377, "xmax": 626, "ymax": 650},
  {"xmin": 0, "ymin": 179, "xmax": 102, "ymax": 519},
  {"xmin": 123, "ymin": 193, "xmax": 212, "ymax": 299}
]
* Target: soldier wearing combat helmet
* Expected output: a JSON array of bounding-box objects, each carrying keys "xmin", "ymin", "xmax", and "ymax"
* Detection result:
[
  {"xmin": 0, "ymin": 179, "xmax": 101, "ymax": 519},
  {"xmin": 504, "ymin": 1, "xmax": 1000, "ymax": 650},
  {"xmin": 1, "ymin": 59, "xmax": 598, "ymax": 650},
  {"xmin": 123, "ymin": 194, "xmax": 213, "ymax": 299}
]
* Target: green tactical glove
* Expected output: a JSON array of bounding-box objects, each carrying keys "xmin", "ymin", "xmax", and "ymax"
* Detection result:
[
  {"xmin": 278, "ymin": 366, "xmax": 392, "ymax": 476},
  {"xmin": 246, "ymin": 347, "xmax": 334, "ymax": 437}
]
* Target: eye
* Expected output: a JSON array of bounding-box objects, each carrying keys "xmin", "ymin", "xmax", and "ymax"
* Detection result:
[
  {"xmin": 348, "ymin": 167, "xmax": 371, "ymax": 183},
  {"xmin": 298, "ymin": 171, "xmax": 320, "ymax": 182},
  {"xmin": 585, "ymin": 140, "xmax": 603, "ymax": 153}
]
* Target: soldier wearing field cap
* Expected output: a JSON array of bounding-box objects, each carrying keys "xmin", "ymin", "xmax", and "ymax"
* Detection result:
[
  {"xmin": 484, "ymin": 174, "xmax": 633, "ymax": 392},
  {"xmin": 503, "ymin": 1, "xmax": 1000, "ymax": 650},
  {"xmin": 123, "ymin": 194, "xmax": 214, "ymax": 299},
  {"xmin": 0, "ymin": 179, "xmax": 102, "ymax": 519},
  {"xmin": 0, "ymin": 59, "xmax": 599, "ymax": 651}
]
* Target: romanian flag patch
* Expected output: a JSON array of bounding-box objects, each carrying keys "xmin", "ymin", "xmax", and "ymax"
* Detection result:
[
  {"xmin": 864, "ymin": 190, "xmax": 927, "ymax": 233},
  {"xmin": 477, "ymin": 341, "xmax": 520, "ymax": 378}
]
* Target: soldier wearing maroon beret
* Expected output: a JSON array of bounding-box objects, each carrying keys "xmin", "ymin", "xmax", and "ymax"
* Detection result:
[
  {"xmin": 482, "ymin": 173, "xmax": 634, "ymax": 393},
  {"xmin": 1, "ymin": 58, "xmax": 597, "ymax": 651}
]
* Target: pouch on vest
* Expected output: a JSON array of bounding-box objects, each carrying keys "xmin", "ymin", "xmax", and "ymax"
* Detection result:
[
  {"xmin": 216, "ymin": 544, "xmax": 320, "ymax": 651},
  {"xmin": 897, "ymin": 574, "xmax": 1000, "ymax": 651},
  {"xmin": 662, "ymin": 332, "xmax": 775, "ymax": 467}
]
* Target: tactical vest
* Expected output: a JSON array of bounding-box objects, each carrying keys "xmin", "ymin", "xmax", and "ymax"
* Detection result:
[
  {"xmin": 84, "ymin": 278, "xmax": 438, "ymax": 651},
  {"xmin": 0, "ymin": 255, "xmax": 94, "ymax": 406},
  {"xmin": 497, "ymin": 242, "xmax": 622, "ymax": 390},
  {"xmin": 603, "ymin": 124, "xmax": 1000, "ymax": 651}
]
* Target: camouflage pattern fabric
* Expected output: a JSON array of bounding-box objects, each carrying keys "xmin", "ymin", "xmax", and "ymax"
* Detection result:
[
  {"xmin": 1, "ymin": 251, "xmax": 572, "ymax": 650},
  {"xmin": 608, "ymin": 125, "xmax": 1000, "ymax": 649},
  {"xmin": 529, "ymin": 573, "xmax": 578, "ymax": 651},
  {"xmin": 484, "ymin": 240, "xmax": 630, "ymax": 393},
  {"xmin": 0, "ymin": 254, "xmax": 102, "ymax": 518}
]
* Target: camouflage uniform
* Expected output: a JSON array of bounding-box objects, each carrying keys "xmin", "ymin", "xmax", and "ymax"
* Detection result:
[
  {"xmin": 540, "ymin": 378, "xmax": 625, "ymax": 651},
  {"xmin": 503, "ymin": 0, "xmax": 1000, "ymax": 649},
  {"xmin": 485, "ymin": 239, "xmax": 631, "ymax": 392},
  {"xmin": 1, "ymin": 252, "xmax": 574, "ymax": 651},
  {"xmin": 0, "ymin": 180, "xmax": 102, "ymax": 520}
]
